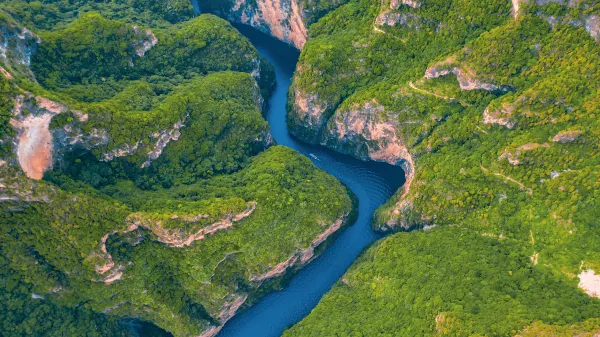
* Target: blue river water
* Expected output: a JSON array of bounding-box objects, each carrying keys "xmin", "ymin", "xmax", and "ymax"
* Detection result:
[{"xmin": 212, "ymin": 25, "xmax": 406, "ymax": 337}]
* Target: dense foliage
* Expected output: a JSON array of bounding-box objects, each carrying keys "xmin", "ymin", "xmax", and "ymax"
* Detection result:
[
  {"xmin": 286, "ymin": 0, "xmax": 600, "ymax": 335},
  {"xmin": 0, "ymin": 4, "xmax": 353, "ymax": 337},
  {"xmin": 0, "ymin": 0, "xmax": 195, "ymax": 30},
  {"xmin": 284, "ymin": 228, "xmax": 600, "ymax": 336}
]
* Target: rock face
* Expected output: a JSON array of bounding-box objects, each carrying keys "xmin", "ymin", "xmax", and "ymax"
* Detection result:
[
  {"xmin": 425, "ymin": 58, "xmax": 507, "ymax": 92},
  {"xmin": 8, "ymin": 93, "xmax": 90, "ymax": 180},
  {"xmin": 205, "ymin": 0, "xmax": 308, "ymax": 49},
  {"xmin": 287, "ymin": 83, "xmax": 330, "ymax": 143},
  {"xmin": 0, "ymin": 17, "xmax": 39, "ymax": 80},
  {"xmin": 322, "ymin": 100, "xmax": 409, "ymax": 166}
]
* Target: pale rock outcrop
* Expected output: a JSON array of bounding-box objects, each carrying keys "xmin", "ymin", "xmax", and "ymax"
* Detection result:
[
  {"xmin": 0, "ymin": 19, "xmax": 40, "ymax": 80},
  {"xmin": 512, "ymin": 0, "xmax": 522, "ymax": 20},
  {"xmin": 251, "ymin": 215, "xmax": 347, "ymax": 282},
  {"xmin": 92, "ymin": 202, "xmax": 258, "ymax": 283},
  {"xmin": 102, "ymin": 141, "xmax": 142, "ymax": 161},
  {"xmin": 0, "ymin": 65, "xmax": 13, "ymax": 79},
  {"xmin": 289, "ymin": 84, "xmax": 330, "ymax": 143},
  {"xmin": 579, "ymin": 269, "xmax": 600, "ymax": 298},
  {"xmin": 585, "ymin": 15, "xmax": 600, "ymax": 41},
  {"xmin": 552, "ymin": 130, "xmax": 582, "ymax": 143},
  {"xmin": 425, "ymin": 61, "xmax": 502, "ymax": 92},
  {"xmin": 375, "ymin": 11, "xmax": 421, "ymax": 28},
  {"xmin": 199, "ymin": 294, "xmax": 248, "ymax": 337},
  {"xmin": 132, "ymin": 26, "xmax": 158, "ymax": 57},
  {"xmin": 218, "ymin": 0, "xmax": 308, "ymax": 49},
  {"xmin": 319, "ymin": 99, "xmax": 415, "ymax": 232},
  {"xmin": 499, "ymin": 143, "xmax": 549, "ymax": 165},
  {"xmin": 483, "ymin": 104, "xmax": 517, "ymax": 129},
  {"xmin": 390, "ymin": 0, "xmax": 422, "ymax": 9},
  {"xmin": 9, "ymin": 94, "xmax": 86, "ymax": 180},
  {"xmin": 323, "ymin": 99, "xmax": 409, "ymax": 165},
  {"xmin": 141, "ymin": 121, "xmax": 184, "ymax": 168}
]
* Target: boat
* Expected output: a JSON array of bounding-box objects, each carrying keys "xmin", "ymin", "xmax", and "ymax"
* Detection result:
[{"xmin": 309, "ymin": 153, "xmax": 319, "ymax": 160}]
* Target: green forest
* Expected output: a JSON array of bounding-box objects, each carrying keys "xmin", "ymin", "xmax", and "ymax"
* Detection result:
[
  {"xmin": 0, "ymin": 1, "xmax": 353, "ymax": 336},
  {"xmin": 284, "ymin": 0, "xmax": 600, "ymax": 335},
  {"xmin": 1, "ymin": 0, "xmax": 600, "ymax": 336}
]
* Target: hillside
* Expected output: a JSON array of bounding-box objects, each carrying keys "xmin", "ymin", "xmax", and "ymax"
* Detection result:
[
  {"xmin": 281, "ymin": 0, "xmax": 600, "ymax": 335},
  {"xmin": 0, "ymin": 5, "xmax": 354, "ymax": 336}
]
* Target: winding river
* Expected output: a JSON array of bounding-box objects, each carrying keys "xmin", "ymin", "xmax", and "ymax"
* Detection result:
[{"xmin": 213, "ymin": 25, "xmax": 406, "ymax": 337}]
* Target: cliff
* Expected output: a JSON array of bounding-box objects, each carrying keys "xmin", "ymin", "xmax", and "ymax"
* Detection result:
[
  {"xmin": 0, "ymin": 8, "xmax": 355, "ymax": 337},
  {"xmin": 284, "ymin": 0, "xmax": 600, "ymax": 334},
  {"xmin": 197, "ymin": 0, "xmax": 349, "ymax": 49}
]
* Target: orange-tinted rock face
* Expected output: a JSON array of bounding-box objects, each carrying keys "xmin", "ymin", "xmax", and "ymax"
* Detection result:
[
  {"xmin": 13, "ymin": 114, "xmax": 54, "ymax": 180},
  {"xmin": 9, "ymin": 95, "xmax": 70, "ymax": 180},
  {"xmin": 224, "ymin": 0, "xmax": 308, "ymax": 49},
  {"xmin": 324, "ymin": 100, "xmax": 408, "ymax": 166}
]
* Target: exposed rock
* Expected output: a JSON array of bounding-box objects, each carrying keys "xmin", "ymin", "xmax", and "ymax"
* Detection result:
[
  {"xmin": 102, "ymin": 141, "xmax": 142, "ymax": 161},
  {"xmin": 579, "ymin": 269, "xmax": 600, "ymax": 298},
  {"xmin": 585, "ymin": 15, "xmax": 600, "ymax": 41},
  {"xmin": 390, "ymin": 0, "xmax": 421, "ymax": 9},
  {"xmin": 218, "ymin": 0, "xmax": 308, "ymax": 49},
  {"xmin": 375, "ymin": 10, "xmax": 421, "ymax": 28},
  {"xmin": 426, "ymin": 62, "xmax": 502, "ymax": 92},
  {"xmin": 251, "ymin": 215, "xmax": 347, "ymax": 282},
  {"xmin": 552, "ymin": 130, "xmax": 582, "ymax": 143},
  {"xmin": 323, "ymin": 100, "xmax": 409, "ymax": 165},
  {"xmin": 199, "ymin": 294, "xmax": 248, "ymax": 337},
  {"xmin": 141, "ymin": 121, "xmax": 184, "ymax": 168},
  {"xmin": 499, "ymin": 143, "xmax": 550, "ymax": 165},
  {"xmin": 0, "ymin": 65, "xmax": 12, "ymax": 79},
  {"xmin": 92, "ymin": 202, "xmax": 258, "ymax": 283},
  {"xmin": 483, "ymin": 104, "xmax": 517, "ymax": 129},
  {"xmin": 512, "ymin": 0, "xmax": 522, "ymax": 20},
  {"xmin": 129, "ymin": 202, "xmax": 257, "ymax": 248},
  {"xmin": 9, "ymin": 94, "xmax": 78, "ymax": 180},
  {"xmin": 0, "ymin": 18, "xmax": 40, "ymax": 80},
  {"xmin": 288, "ymin": 84, "xmax": 329, "ymax": 143},
  {"xmin": 132, "ymin": 26, "xmax": 158, "ymax": 57}
]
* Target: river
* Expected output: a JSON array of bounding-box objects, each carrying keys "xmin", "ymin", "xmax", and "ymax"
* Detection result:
[{"xmin": 212, "ymin": 25, "xmax": 405, "ymax": 337}]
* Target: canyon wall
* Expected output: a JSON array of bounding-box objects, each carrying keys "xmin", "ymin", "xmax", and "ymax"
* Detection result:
[{"xmin": 198, "ymin": 0, "xmax": 349, "ymax": 49}]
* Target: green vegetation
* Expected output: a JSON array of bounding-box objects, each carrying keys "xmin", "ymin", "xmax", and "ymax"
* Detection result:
[
  {"xmin": 2, "ymin": 146, "xmax": 352, "ymax": 336},
  {"xmin": 284, "ymin": 228, "xmax": 600, "ymax": 336},
  {"xmin": 0, "ymin": 0, "xmax": 195, "ymax": 30},
  {"xmin": 286, "ymin": 0, "xmax": 600, "ymax": 335},
  {"xmin": 0, "ymin": 4, "xmax": 353, "ymax": 337}
]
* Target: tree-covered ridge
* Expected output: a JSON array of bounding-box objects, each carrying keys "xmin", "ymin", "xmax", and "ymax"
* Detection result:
[
  {"xmin": 2, "ymin": 146, "xmax": 353, "ymax": 336},
  {"xmin": 287, "ymin": 0, "xmax": 512, "ymax": 143},
  {"xmin": 30, "ymin": 12, "xmax": 274, "ymax": 99},
  {"xmin": 0, "ymin": 5, "xmax": 355, "ymax": 337},
  {"xmin": 0, "ymin": 0, "xmax": 195, "ymax": 30},
  {"xmin": 2, "ymin": 11, "xmax": 275, "ymax": 182},
  {"xmin": 284, "ymin": 228, "xmax": 600, "ymax": 336},
  {"xmin": 285, "ymin": 0, "xmax": 600, "ymax": 335}
]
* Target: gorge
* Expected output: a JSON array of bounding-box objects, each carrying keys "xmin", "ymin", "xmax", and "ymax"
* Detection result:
[
  {"xmin": 1, "ymin": 0, "xmax": 600, "ymax": 336},
  {"xmin": 217, "ymin": 24, "xmax": 405, "ymax": 337}
]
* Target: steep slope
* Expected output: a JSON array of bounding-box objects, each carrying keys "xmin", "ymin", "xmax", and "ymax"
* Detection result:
[
  {"xmin": 284, "ymin": 228, "xmax": 600, "ymax": 336},
  {"xmin": 0, "ymin": 9, "xmax": 355, "ymax": 337},
  {"xmin": 197, "ymin": 0, "xmax": 350, "ymax": 48},
  {"xmin": 285, "ymin": 0, "xmax": 600, "ymax": 335}
]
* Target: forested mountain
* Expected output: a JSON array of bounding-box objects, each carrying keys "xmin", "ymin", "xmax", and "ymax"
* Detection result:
[
  {"xmin": 0, "ymin": 2, "xmax": 354, "ymax": 336},
  {"xmin": 279, "ymin": 0, "xmax": 600, "ymax": 335},
  {"xmin": 2, "ymin": 0, "xmax": 599, "ymax": 336}
]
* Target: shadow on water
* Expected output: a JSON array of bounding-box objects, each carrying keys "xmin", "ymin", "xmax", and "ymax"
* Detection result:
[{"xmin": 213, "ymin": 25, "xmax": 406, "ymax": 337}]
